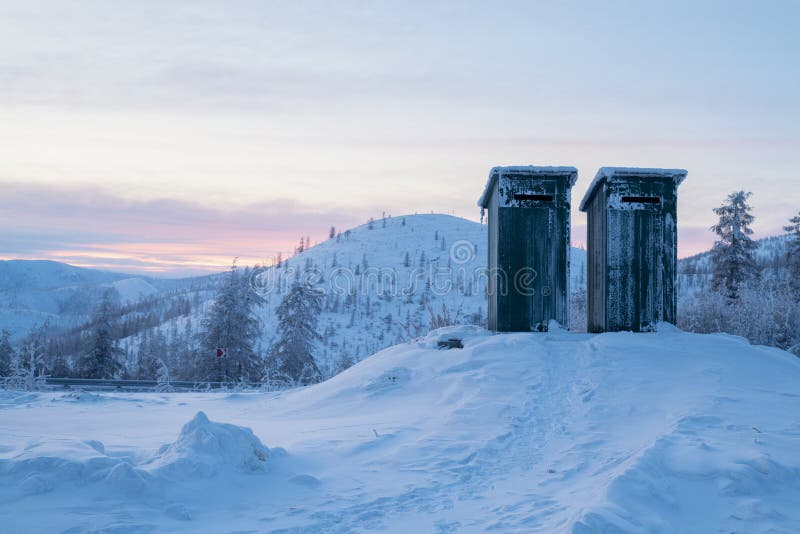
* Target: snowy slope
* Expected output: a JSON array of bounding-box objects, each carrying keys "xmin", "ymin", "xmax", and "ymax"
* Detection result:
[
  {"xmin": 0, "ymin": 260, "xmax": 128, "ymax": 338},
  {"xmin": 678, "ymin": 234, "xmax": 792, "ymax": 296},
  {"xmin": 0, "ymin": 260, "xmax": 215, "ymax": 340},
  {"xmin": 136, "ymin": 214, "xmax": 587, "ymax": 374},
  {"xmin": 107, "ymin": 277, "xmax": 160, "ymax": 302},
  {"xmin": 1, "ymin": 326, "xmax": 798, "ymax": 532}
]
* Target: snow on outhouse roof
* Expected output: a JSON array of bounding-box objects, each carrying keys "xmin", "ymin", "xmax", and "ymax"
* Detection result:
[
  {"xmin": 477, "ymin": 166, "xmax": 578, "ymax": 208},
  {"xmin": 578, "ymin": 167, "xmax": 688, "ymax": 211}
]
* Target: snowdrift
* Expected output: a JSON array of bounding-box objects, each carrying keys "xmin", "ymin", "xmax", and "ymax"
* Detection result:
[
  {"xmin": 0, "ymin": 410, "xmax": 281, "ymax": 503},
  {"xmin": 1, "ymin": 327, "xmax": 799, "ymax": 532},
  {"xmin": 144, "ymin": 411, "xmax": 281, "ymax": 479}
]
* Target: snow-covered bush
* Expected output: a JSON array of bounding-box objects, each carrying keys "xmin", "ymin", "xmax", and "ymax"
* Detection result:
[{"xmin": 680, "ymin": 278, "xmax": 800, "ymax": 356}]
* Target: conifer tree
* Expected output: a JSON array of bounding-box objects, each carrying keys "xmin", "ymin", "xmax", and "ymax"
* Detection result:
[
  {"xmin": 710, "ymin": 191, "xmax": 759, "ymax": 298},
  {"xmin": 198, "ymin": 264, "xmax": 264, "ymax": 383},
  {"xmin": 79, "ymin": 291, "xmax": 123, "ymax": 378},
  {"xmin": 0, "ymin": 329, "xmax": 13, "ymax": 377},
  {"xmin": 784, "ymin": 211, "xmax": 800, "ymax": 292},
  {"xmin": 268, "ymin": 281, "xmax": 323, "ymax": 385}
]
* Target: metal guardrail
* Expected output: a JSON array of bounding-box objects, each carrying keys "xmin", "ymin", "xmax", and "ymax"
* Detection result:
[{"xmin": 43, "ymin": 377, "xmax": 263, "ymax": 391}]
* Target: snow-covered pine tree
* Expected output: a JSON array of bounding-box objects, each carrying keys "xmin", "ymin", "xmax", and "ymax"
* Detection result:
[
  {"xmin": 155, "ymin": 358, "xmax": 173, "ymax": 392},
  {"xmin": 138, "ymin": 329, "xmax": 167, "ymax": 379},
  {"xmin": 197, "ymin": 263, "xmax": 264, "ymax": 384},
  {"xmin": 268, "ymin": 280, "xmax": 324, "ymax": 385},
  {"xmin": 784, "ymin": 211, "xmax": 800, "ymax": 292},
  {"xmin": 710, "ymin": 191, "xmax": 759, "ymax": 298},
  {"xmin": 0, "ymin": 329, "xmax": 13, "ymax": 377},
  {"xmin": 79, "ymin": 291, "xmax": 123, "ymax": 379},
  {"xmin": 329, "ymin": 226, "xmax": 336, "ymax": 239}
]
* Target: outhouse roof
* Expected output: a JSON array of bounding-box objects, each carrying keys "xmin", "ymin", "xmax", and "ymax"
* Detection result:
[
  {"xmin": 477, "ymin": 166, "xmax": 578, "ymax": 208},
  {"xmin": 578, "ymin": 167, "xmax": 688, "ymax": 211}
]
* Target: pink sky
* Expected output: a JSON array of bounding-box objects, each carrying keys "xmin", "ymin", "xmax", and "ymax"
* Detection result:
[{"xmin": 1, "ymin": 2, "xmax": 797, "ymax": 275}]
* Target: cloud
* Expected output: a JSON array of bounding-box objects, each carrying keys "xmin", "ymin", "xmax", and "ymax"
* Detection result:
[{"xmin": 0, "ymin": 182, "xmax": 362, "ymax": 276}]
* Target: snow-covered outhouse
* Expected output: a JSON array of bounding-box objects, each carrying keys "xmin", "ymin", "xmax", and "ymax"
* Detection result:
[
  {"xmin": 579, "ymin": 167, "xmax": 687, "ymax": 333},
  {"xmin": 478, "ymin": 166, "xmax": 578, "ymax": 332}
]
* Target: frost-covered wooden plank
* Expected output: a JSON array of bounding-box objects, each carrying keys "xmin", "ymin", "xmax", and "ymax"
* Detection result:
[
  {"xmin": 479, "ymin": 166, "xmax": 578, "ymax": 332},
  {"xmin": 580, "ymin": 167, "xmax": 687, "ymax": 332}
]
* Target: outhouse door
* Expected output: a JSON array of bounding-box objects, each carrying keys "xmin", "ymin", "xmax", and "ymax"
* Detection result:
[
  {"xmin": 500, "ymin": 206, "xmax": 556, "ymax": 332},
  {"xmin": 607, "ymin": 196, "xmax": 665, "ymax": 332}
]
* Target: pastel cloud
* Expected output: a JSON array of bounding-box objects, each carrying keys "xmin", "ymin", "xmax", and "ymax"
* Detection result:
[
  {"xmin": 0, "ymin": 182, "xmax": 362, "ymax": 276},
  {"xmin": 0, "ymin": 2, "xmax": 798, "ymax": 275}
]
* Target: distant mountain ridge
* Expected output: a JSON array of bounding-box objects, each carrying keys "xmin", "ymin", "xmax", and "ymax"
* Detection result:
[
  {"xmin": 3, "ymin": 215, "xmax": 793, "ymax": 376},
  {"xmin": 0, "ymin": 259, "xmax": 216, "ymax": 340}
]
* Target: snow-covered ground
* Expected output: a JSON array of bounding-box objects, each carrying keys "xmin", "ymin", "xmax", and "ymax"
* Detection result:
[{"xmin": 2, "ymin": 327, "xmax": 799, "ymax": 532}]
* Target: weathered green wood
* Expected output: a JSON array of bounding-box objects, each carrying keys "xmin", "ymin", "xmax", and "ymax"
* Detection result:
[
  {"xmin": 486, "ymin": 178, "xmax": 500, "ymax": 331},
  {"xmin": 582, "ymin": 169, "xmax": 683, "ymax": 333},
  {"xmin": 586, "ymin": 185, "xmax": 607, "ymax": 333},
  {"xmin": 484, "ymin": 168, "xmax": 574, "ymax": 332}
]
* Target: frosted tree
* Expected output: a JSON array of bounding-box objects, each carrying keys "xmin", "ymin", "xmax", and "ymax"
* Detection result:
[
  {"xmin": 267, "ymin": 280, "xmax": 323, "ymax": 385},
  {"xmin": 197, "ymin": 264, "xmax": 264, "ymax": 383},
  {"xmin": 79, "ymin": 291, "xmax": 123, "ymax": 379},
  {"xmin": 329, "ymin": 226, "xmax": 336, "ymax": 239},
  {"xmin": 710, "ymin": 191, "xmax": 758, "ymax": 298},
  {"xmin": 155, "ymin": 358, "xmax": 174, "ymax": 392},
  {"xmin": 784, "ymin": 211, "xmax": 800, "ymax": 292},
  {"xmin": 4, "ymin": 323, "xmax": 50, "ymax": 390},
  {"xmin": 334, "ymin": 352, "xmax": 354, "ymax": 374},
  {"xmin": 137, "ymin": 329, "xmax": 167, "ymax": 379},
  {"xmin": 0, "ymin": 329, "xmax": 13, "ymax": 377}
]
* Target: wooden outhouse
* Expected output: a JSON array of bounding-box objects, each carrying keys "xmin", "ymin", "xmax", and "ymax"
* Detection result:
[
  {"xmin": 478, "ymin": 166, "xmax": 577, "ymax": 332},
  {"xmin": 579, "ymin": 167, "xmax": 687, "ymax": 333}
]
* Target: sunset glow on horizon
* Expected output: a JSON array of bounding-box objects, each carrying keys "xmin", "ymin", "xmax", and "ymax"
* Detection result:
[{"xmin": 2, "ymin": 1, "xmax": 798, "ymax": 276}]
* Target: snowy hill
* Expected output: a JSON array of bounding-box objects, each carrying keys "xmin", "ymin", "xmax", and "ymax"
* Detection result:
[
  {"xmin": 1, "ymin": 326, "xmax": 798, "ymax": 531},
  {"xmin": 678, "ymin": 234, "xmax": 792, "ymax": 296},
  {"xmin": 0, "ymin": 260, "xmax": 128, "ymax": 338},
  {"xmin": 119, "ymin": 214, "xmax": 587, "ymax": 375},
  {"xmin": 0, "ymin": 260, "xmax": 212, "ymax": 340}
]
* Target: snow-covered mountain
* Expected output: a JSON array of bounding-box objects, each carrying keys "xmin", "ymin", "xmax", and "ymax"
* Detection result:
[
  {"xmin": 0, "ymin": 260, "xmax": 213, "ymax": 340},
  {"xmin": 8, "ymin": 214, "xmax": 793, "ymax": 376},
  {"xmin": 116, "ymin": 214, "xmax": 587, "ymax": 375},
  {"xmin": 2, "ymin": 325, "xmax": 798, "ymax": 531}
]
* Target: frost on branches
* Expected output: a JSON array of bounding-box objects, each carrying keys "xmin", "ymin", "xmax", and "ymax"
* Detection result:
[
  {"xmin": 710, "ymin": 190, "xmax": 759, "ymax": 298},
  {"xmin": 266, "ymin": 281, "xmax": 324, "ymax": 386}
]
